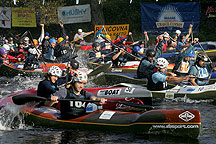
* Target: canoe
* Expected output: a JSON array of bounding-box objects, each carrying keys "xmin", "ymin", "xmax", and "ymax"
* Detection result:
[
  {"xmin": 0, "ymin": 89, "xmax": 201, "ymax": 139},
  {"xmin": 0, "ymin": 61, "xmax": 98, "ymax": 77},
  {"xmin": 92, "ymin": 73, "xmax": 177, "ymax": 88},
  {"xmin": 0, "ymin": 62, "xmax": 66, "ymax": 77},
  {"xmin": 93, "ymin": 72, "xmax": 216, "ymax": 87},
  {"xmin": 113, "ymin": 82, "xmax": 216, "ymax": 101}
]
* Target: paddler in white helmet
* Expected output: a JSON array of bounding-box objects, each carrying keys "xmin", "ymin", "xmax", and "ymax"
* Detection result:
[
  {"xmin": 37, "ymin": 66, "xmax": 62, "ymax": 107},
  {"xmin": 60, "ymin": 70, "xmax": 107, "ymax": 119}
]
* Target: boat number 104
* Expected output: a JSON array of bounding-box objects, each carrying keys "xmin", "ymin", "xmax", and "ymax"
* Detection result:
[{"xmin": 70, "ymin": 101, "xmax": 86, "ymax": 108}]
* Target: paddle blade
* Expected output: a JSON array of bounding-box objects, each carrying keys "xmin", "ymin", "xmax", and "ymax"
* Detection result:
[
  {"xmin": 88, "ymin": 62, "xmax": 112, "ymax": 76},
  {"xmin": 12, "ymin": 94, "xmax": 46, "ymax": 105}
]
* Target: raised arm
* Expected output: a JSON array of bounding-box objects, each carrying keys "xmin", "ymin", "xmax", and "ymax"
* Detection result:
[{"xmin": 38, "ymin": 24, "xmax": 45, "ymax": 43}]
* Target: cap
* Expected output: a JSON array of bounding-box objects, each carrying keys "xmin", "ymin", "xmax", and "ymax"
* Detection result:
[
  {"xmin": 78, "ymin": 29, "xmax": 82, "ymax": 33},
  {"xmin": 176, "ymin": 30, "xmax": 181, "ymax": 34}
]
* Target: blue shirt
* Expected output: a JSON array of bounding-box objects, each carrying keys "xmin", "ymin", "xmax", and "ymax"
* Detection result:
[{"xmin": 152, "ymin": 71, "xmax": 167, "ymax": 84}]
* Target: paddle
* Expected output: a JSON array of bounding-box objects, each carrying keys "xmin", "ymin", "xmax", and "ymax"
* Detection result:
[
  {"xmin": 197, "ymin": 41, "xmax": 212, "ymax": 63},
  {"xmin": 12, "ymin": 94, "xmax": 154, "ymax": 109},
  {"xmin": 87, "ymin": 62, "xmax": 112, "ymax": 76}
]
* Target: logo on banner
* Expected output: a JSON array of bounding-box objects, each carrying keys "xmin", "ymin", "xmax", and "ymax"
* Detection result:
[
  {"xmin": 156, "ymin": 5, "xmax": 184, "ymax": 28},
  {"xmin": 0, "ymin": 10, "xmax": 10, "ymax": 26}
]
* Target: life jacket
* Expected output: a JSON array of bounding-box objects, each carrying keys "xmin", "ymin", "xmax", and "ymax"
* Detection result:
[
  {"xmin": 54, "ymin": 42, "xmax": 68, "ymax": 58},
  {"xmin": 60, "ymin": 88, "xmax": 89, "ymax": 119},
  {"xmin": 147, "ymin": 72, "xmax": 168, "ymax": 91},
  {"xmin": 176, "ymin": 60, "xmax": 190, "ymax": 75},
  {"xmin": 137, "ymin": 57, "xmax": 157, "ymax": 79},
  {"xmin": 195, "ymin": 65, "xmax": 209, "ymax": 85}
]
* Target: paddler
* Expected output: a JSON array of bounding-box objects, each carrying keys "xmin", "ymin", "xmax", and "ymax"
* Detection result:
[
  {"xmin": 59, "ymin": 70, "xmax": 106, "ymax": 119},
  {"xmin": 137, "ymin": 34, "xmax": 164, "ymax": 79},
  {"xmin": 188, "ymin": 52, "xmax": 216, "ymax": 86},
  {"xmin": 37, "ymin": 66, "xmax": 62, "ymax": 107},
  {"xmin": 73, "ymin": 29, "xmax": 94, "ymax": 46},
  {"xmin": 89, "ymin": 42, "xmax": 106, "ymax": 63},
  {"xmin": 172, "ymin": 38, "xmax": 199, "ymax": 77},
  {"xmin": 147, "ymin": 58, "xmax": 192, "ymax": 91}
]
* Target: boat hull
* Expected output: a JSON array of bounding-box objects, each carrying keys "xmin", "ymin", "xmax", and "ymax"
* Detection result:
[
  {"xmin": 24, "ymin": 106, "xmax": 201, "ymax": 139},
  {"xmin": 0, "ymin": 62, "xmax": 66, "ymax": 77},
  {"xmin": 0, "ymin": 89, "xmax": 201, "ymax": 139}
]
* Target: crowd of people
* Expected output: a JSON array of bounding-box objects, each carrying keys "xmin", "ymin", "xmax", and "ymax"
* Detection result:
[{"xmin": 0, "ymin": 23, "xmax": 215, "ymax": 119}]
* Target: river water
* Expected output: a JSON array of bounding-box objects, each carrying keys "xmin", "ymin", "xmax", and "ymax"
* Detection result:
[{"xmin": 0, "ymin": 76, "xmax": 215, "ymax": 144}]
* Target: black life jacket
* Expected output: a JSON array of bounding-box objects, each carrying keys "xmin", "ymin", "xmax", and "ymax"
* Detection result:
[
  {"xmin": 60, "ymin": 88, "xmax": 88, "ymax": 119},
  {"xmin": 147, "ymin": 73, "xmax": 168, "ymax": 91}
]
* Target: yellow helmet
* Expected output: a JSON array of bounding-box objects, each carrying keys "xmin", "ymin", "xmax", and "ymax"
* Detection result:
[
  {"xmin": 33, "ymin": 39, "xmax": 38, "ymax": 46},
  {"xmin": 105, "ymin": 35, "xmax": 111, "ymax": 39},
  {"xmin": 57, "ymin": 37, "xmax": 64, "ymax": 43}
]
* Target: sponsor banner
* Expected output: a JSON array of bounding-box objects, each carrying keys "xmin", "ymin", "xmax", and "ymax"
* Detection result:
[
  {"xmin": 0, "ymin": 7, "xmax": 11, "ymax": 28},
  {"xmin": 94, "ymin": 24, "xmax": 129, "ymax": 40},
  {"xmin": 36, "ymin": 5, "xmax": 58, "ymax": 24},
  {"xmin": 201, "ymin": 2, "xmax": 216, "ymax": 19},
  {"xmin": 140, "ymin": 2, "xmax": 200, "ymax": 33},
  {"xmin": 12, "ymin": 8, "xmax": 36, "ymax": 27},
  {"xmin": 58, "ymin": 4, "xmax": 91, "ymax": 24}
]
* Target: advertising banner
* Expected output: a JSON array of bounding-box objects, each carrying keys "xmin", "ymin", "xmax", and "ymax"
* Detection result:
[
  {"xmin": 140, "ymin": 2, "xmax": 200, "ymax": 33},
  {"xmin": 36, "ymin": 5, "xmax": 58, "ymax": 24},
  {"xmin": 0, "ymin": 7, "xmax": 11, "ymax": 28},
  {"xmin": 201, "ymin": 2, "xmax": 216, "ymax": 19},
  {"xmin": 94, "ymin": 24, "xmax": 129, "ymax": 40},
  {"xmin": 12, "ymin": 8, "xmax": 36, "ymax": 27},
  {"xmin": 58, "ymin": 4, "xmax": 91, "ymax": 24}
]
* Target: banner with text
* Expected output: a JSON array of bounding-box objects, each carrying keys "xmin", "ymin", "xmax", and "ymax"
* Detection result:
[
  {"xmin": 0, "ymin": 7, "xmax": 11, "ymax": 28},
  {"xmin": 201, "ymin": 2, "xmax": 216, "ymax": 19},
  {"xmin": 12, "ymin": 8, "xmax": 36, "ymax": 27},
  {"xmin": 141, "ymin": 2, "xmax": 200, "ymax": 33},
  {"xmin": 36, "ymin": 4, "xmax": 58, "ymax": 24},
  {"xmin": 58, "ymin": 4, "xmax": 91, "ymax": 24},
  {"xmin": 94, "ymin": 24, "xmax": 129, "ymax": 40}
]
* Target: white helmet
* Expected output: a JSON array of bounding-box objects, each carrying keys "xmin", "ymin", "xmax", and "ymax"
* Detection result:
[
  {"xmin": 3, "ymin": 44, "xmax": 10, "ymax": 51},
  {"xmin": 155, "ymin": 58, "xmax": 169, "ymax": 69},
  {"xmin": 73, "ymin": 70, "xmax": 88, "ymax": 83},
  {"xmin": 78, "ymin": 29, "xmax": 83, "ymax": 33},
  {"xmin": 28, "ymin": 48, "xmax": 37, "ymax": 55},
  {"xmin": 176, "ymin": 30, "xmax": 181, "ymax": 34},
  {"xmin": 48, "ymin": 66, "xmax": 62, "ymax": 77},
  {"xmin": 24, "ymin": 37, "xmax": 30, "ymax": 41}
]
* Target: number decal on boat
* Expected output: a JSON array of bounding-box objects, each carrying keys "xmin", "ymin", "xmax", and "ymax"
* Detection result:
[
  {"xmin": 70, "ymin": 101, "xmax": 86, "ymax": 108},
  {"xmin": 99, "ymin": 111, "xmax": 116, "ymax": 120},
  {"xmin": 124, "ymin": 87, "xmax": 135, "ymax": 94}
]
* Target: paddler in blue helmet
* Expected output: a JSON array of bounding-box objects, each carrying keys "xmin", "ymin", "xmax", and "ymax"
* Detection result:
[
  {"xmin": 43, "ymin": 38, "xmax": 56, "ymax": 61},
  {"xmin": 188, "ymin": 51, "xmax": 216, "ymax": 86},
  {"xmin": 60, "ymin": 70, "xmax": 106, "ymax": 119},
  {"xmin": 172, "ymin": 38, "xmax": 199, "ymax": 76}
]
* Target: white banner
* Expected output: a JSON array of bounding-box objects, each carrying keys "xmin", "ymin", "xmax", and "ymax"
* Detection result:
[
  {"xmin": 58, "ymin": 4, "xmax": 91, "ymax": 24},
  {"xmin": 0, "ymin": 7, "xmax": 11, "ymax": 28}
]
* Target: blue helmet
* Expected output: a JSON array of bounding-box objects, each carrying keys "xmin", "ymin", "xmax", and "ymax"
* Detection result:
[
  {"xmin": 186, "ymin": 50, "xmax": 195, "ymax": 57},
  {"xmin": 49, "ymin": 38, "xmax": 56, "ymax": 44}
]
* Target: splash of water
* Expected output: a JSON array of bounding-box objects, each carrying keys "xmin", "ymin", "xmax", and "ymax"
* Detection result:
[{"xmin": 0, "ymin": 103, "xmax": 26, "ymax": 130}]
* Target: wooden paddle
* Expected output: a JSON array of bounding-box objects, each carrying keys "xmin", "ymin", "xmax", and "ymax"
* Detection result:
[
  {"xmin": 12, "ymin": 94, "xmax": 154, "ymax": 109},
  {"xmin": 70, "ymin": 31, "xmax": 94, "ymax": 45}
]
